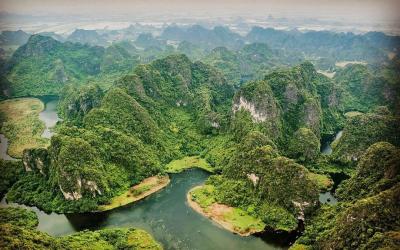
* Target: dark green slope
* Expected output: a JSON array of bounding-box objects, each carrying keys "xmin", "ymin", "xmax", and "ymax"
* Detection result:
[
  {"xmin": 5, "ymin": 35, "xmax": 137, "ymax": 96},
  {"xmin": 293, "ymin": 142, "xmax": 400, "ymax": 249},
  {"xmin": 7, "ymin": 54, "xmax": 234, "ymax": 213},
  {"xmin": 0, "ymin": 207, "xmax": 162, "ymax": 249},
  {"xmin": 231, "ymin": 62, "xmax": 342, "ymax": 158}
]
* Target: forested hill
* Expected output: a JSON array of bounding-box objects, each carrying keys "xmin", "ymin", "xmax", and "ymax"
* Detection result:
[
  {"xmin": 7, "ymin": 54, "xmax": 235, "ymax": 213},
  {"xmin": 3, "ymin": 35, "xmax": 138, "ymax": 96},
  {"xmin": 1, "ymin": 25, "xmax": 399, "ymax": 98},
  {"xmin": 0, "ymin": 26, "xmax": 399, "ymax": 249}
]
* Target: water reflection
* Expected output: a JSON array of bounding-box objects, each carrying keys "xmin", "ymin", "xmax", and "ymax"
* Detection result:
[
  {"xmin": 1, "ymin": 169, "xmax": 288, "ymax": 250},
  {"xmin": 0, "ymin": 134, "xmax": 17, "ymax": 161},
  {"xmin": 321, "ymin": 130, "xmax": 343, "ymax": 155},
  {"xmin": 38, "ymin": 96, "xmax": 61, "ymax": 139}
]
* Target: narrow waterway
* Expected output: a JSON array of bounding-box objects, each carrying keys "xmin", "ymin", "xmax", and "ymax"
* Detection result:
[
  {"xmin": 0, "ymin": 96, "xmax": 60, "ymax": 161},
  {"xmin": 38, "ymin": 96, "xmax": 61, "ymax": 138},
  {"xmin": 318, "ymin": 130, "xmax": 344, "ymax": 205},
  {"xmin": 0, "ymin": 98, "xmax": 343, "ymax": 249},
  {"xmin": 0, "ymin": 134, "xmax": 17, "ymax": 161},
  {"xmin": 321, "ymin": 131, "xmax": 343, "ymax": 155},
  {"xmin": 2, "ymin": 169, "xmax": 288, "ymax": 250}
]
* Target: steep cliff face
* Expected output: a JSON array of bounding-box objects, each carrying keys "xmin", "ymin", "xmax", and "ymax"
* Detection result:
[
  {"xmin": 49, "ymin": 136, "xmax": 105, "ymax": 201},
  {"xmin": 231, "ymin": 62, "xmax": 333, "ymax": 152},
  {"xmin": 115, "ymin": 54, "xmax": 234, "ymax": 132},
  {"xmin": 336, "ymin": 142, "xmax": 400, "ymax": 201},
  {"xmin": 22, "ymin": 148, "xmax": 49, "ymax": 176},
  {"xmin": 4, "ymin": 34, "xmax": 137, "ymax": 97},
  {"xmin": 300, "ymin": 98, "xmax": 323, "ymax": 137},
  {"xmin": 232, "ymin": 80, "xmax": 282, "ymax": 138},
  {"xmin": 332, "ymin": 107, "xmax": 400, "ymax": 163},
  {"xmin": 320, "ymin": 185, "xmax": 400, "ymax": 250},
  {"xmin": 208, "ymin": 131, "xmax": 319, "ymax": 231},
  {"xmin": 21, "ymin": 138, "xmax": 105, "ymax": 201},
  {"xmin": 58, "ymin": 84, "xmax": 104, "ymax": 125}
]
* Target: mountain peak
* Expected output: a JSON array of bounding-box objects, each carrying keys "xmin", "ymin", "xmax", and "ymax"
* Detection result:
[{"xmin": 13, "ymin": 34, "xmax": 60, "ymax": 58}]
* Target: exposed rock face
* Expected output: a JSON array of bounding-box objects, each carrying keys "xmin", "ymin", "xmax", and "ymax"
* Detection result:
[
  {"xmin": 49, "ymin": 136, "xmax": 106, "ymax": 201},
  {"xmin": 233, "ymin": 96, "xmax": 268, "ymax": 122},
  {"xmin": 22, "ymin": 148, "xmax": 49, "ymax": 176},
  {"xmin": 301, "ymin": 100, "xmax": 322, "ymax": 137},
  {"xmin": 247, "ymin": 173, "xmax": 259, "ymax": 186},
  {"xmin": 84, "ymin": 180, "xmax": 102, "ymax": 196},
  {"xmin": 328, "ymin": 88, "xmax": 340, "ymax": 108},
  {"xmin": 283, "ymin": 84, "xmax": 299, "ymax": 107},
  {"xmin": 52, "ymin": 59, "xmax": 68, "ymax": 83},
  {"xmin": 231, "ymin": 63, "xmax": 331, "ymax": 147},
  {"xmin": 292, "ymin": 201, "xmax": 311, "ymax": 221},
  {"xmin": 58, "ymin": 177, "xmax": 101, "ymax": 201},
  {"xmin": 59, "ymin": 184, "xmax": 82, "ymax": 201},
  {"xmin": 232, "ymin": 79, "xmax": 282, "ymax": 140}
]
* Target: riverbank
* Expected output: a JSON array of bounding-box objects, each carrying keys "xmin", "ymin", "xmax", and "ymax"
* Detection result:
[
  {"xmin": 166, "ymin": 156, "xmax": 214, "ymax": 173},
  {"xmin": 0, "ymin": 98, "xmax": 48, "ymax": 158},
  {"xmin": 97, "ymin": 175, "xmax": 170, "ymax": 212},
  {"xmin": 187, "ymin": 185, "xmax": 265, "ymax": 236}
]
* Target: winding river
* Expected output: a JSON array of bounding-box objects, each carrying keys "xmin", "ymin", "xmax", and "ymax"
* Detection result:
[
  {"xmin": 2, "ymin": 169, "xmax": 290, "ymax": 250},
  {"xmin": 0, "ymin": 97, "xmax": 345, "ymax": 249},
  {"xmin": 39, "ymin": 96, "xmax": 61, "ymax": 138},
  {"xmin": 0, "ymin": 134, "xmax": 16, "ymax": 161},
  {"xmin": 1, "ymin": 97, "xmax": 290, "ymax": 249},
  {"xmin": 318, "ymin": 130, "xmax": 345, "ymax": 205},
  {"xmin": 0, "ymin": 96, "xmax": 60, "ymax": 159}
]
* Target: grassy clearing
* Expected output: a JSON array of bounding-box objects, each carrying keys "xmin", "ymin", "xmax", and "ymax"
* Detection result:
[
  {"xmin": 308, "ymin": 172, "xmax": 334, "ymax": 191},
  {"xmin": 0, "ymin": 98, "xmax": 48, "ymax": 158},
  {"xmin": 188, "ymin": 185, "xmax": 265, "ymax": 236},
  {"xmin": 127, "ymin": 229, "xmax": 163, "ymax": 249},
  {"xmin": 98, "ymin": 175, "xmax": 170, "ymax": 211},
  {"xmin": 344, "ymin": 111, "xmax": 363, "ymax": 118},
  {"xmin": 223, "ymin": 207, "xmax": 266, "ymax": 234},
  {"xmin": 165, "ymin": 156, "xmax": 214, "ymax": 173}
]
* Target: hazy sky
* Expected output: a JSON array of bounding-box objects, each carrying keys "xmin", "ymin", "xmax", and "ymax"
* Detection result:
[{"xmin": 1, "ymin": 0, "xmax": 399, "ymax": 23}]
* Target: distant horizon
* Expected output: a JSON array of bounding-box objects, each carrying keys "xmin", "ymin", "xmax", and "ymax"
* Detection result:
[{"xmin": 1, "ymin": 0, "xmax": 400, "ymax": 35}]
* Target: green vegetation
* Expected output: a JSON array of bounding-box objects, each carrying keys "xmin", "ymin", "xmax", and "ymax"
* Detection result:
[
  {"xmin": 0, "ymin": 98, "xmax": 48, "ymax": 158},
  {"xmin": 165, "ymin": 156, "xmax": 213, "ymax": 173},
  {"xmin": 332, "ymin": 107, "xmax": 400, "ymax": 163},
  {"xmin": 293, "ymin": 143, "xmax": 400, "ymax": 249},
  {"xmin": 288, "ymin": 128, "xmax": 320, "ymax": 163},
  {"xmin": 307, "ymin": 172, "xmax": 333, "ymax": 191},
  {"xmin": 230, "ymin": 62, "xmax": 342, "ymax": 151},
  {"xmin": 98, "ymin": 175, "xmax": 169, "ymax": 211},
  {"xmin": 296, "ymin": 184, "xmax": 400, "ymax": 250},
  {"xmin": 197, "ymin": 131, "xmax": 319, "ymax": 233},
  {"xmin": 6, "ymin": 54, "xmax": 234, "ymax": 213},
  {"xmin": 1, "ymin": 30, "xmax": 399, "ymax": 249},
  {"xmin": 0, "ymin": 207, "xmax": 162, "ymax": 249},
  {"xmin": 0, "ymin": 207, "xmax": 38, "ymax": 229},
  {"xmin": 189, "ymin": 185, "xmax": 266, "ymax": 235},
  {"xmin": 336, "ymin": 142, "xmax": 400, "ymax": 201},
  {"xmin": 0, "ymin": 160, "xmax": 24, "ymax": 199}
]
